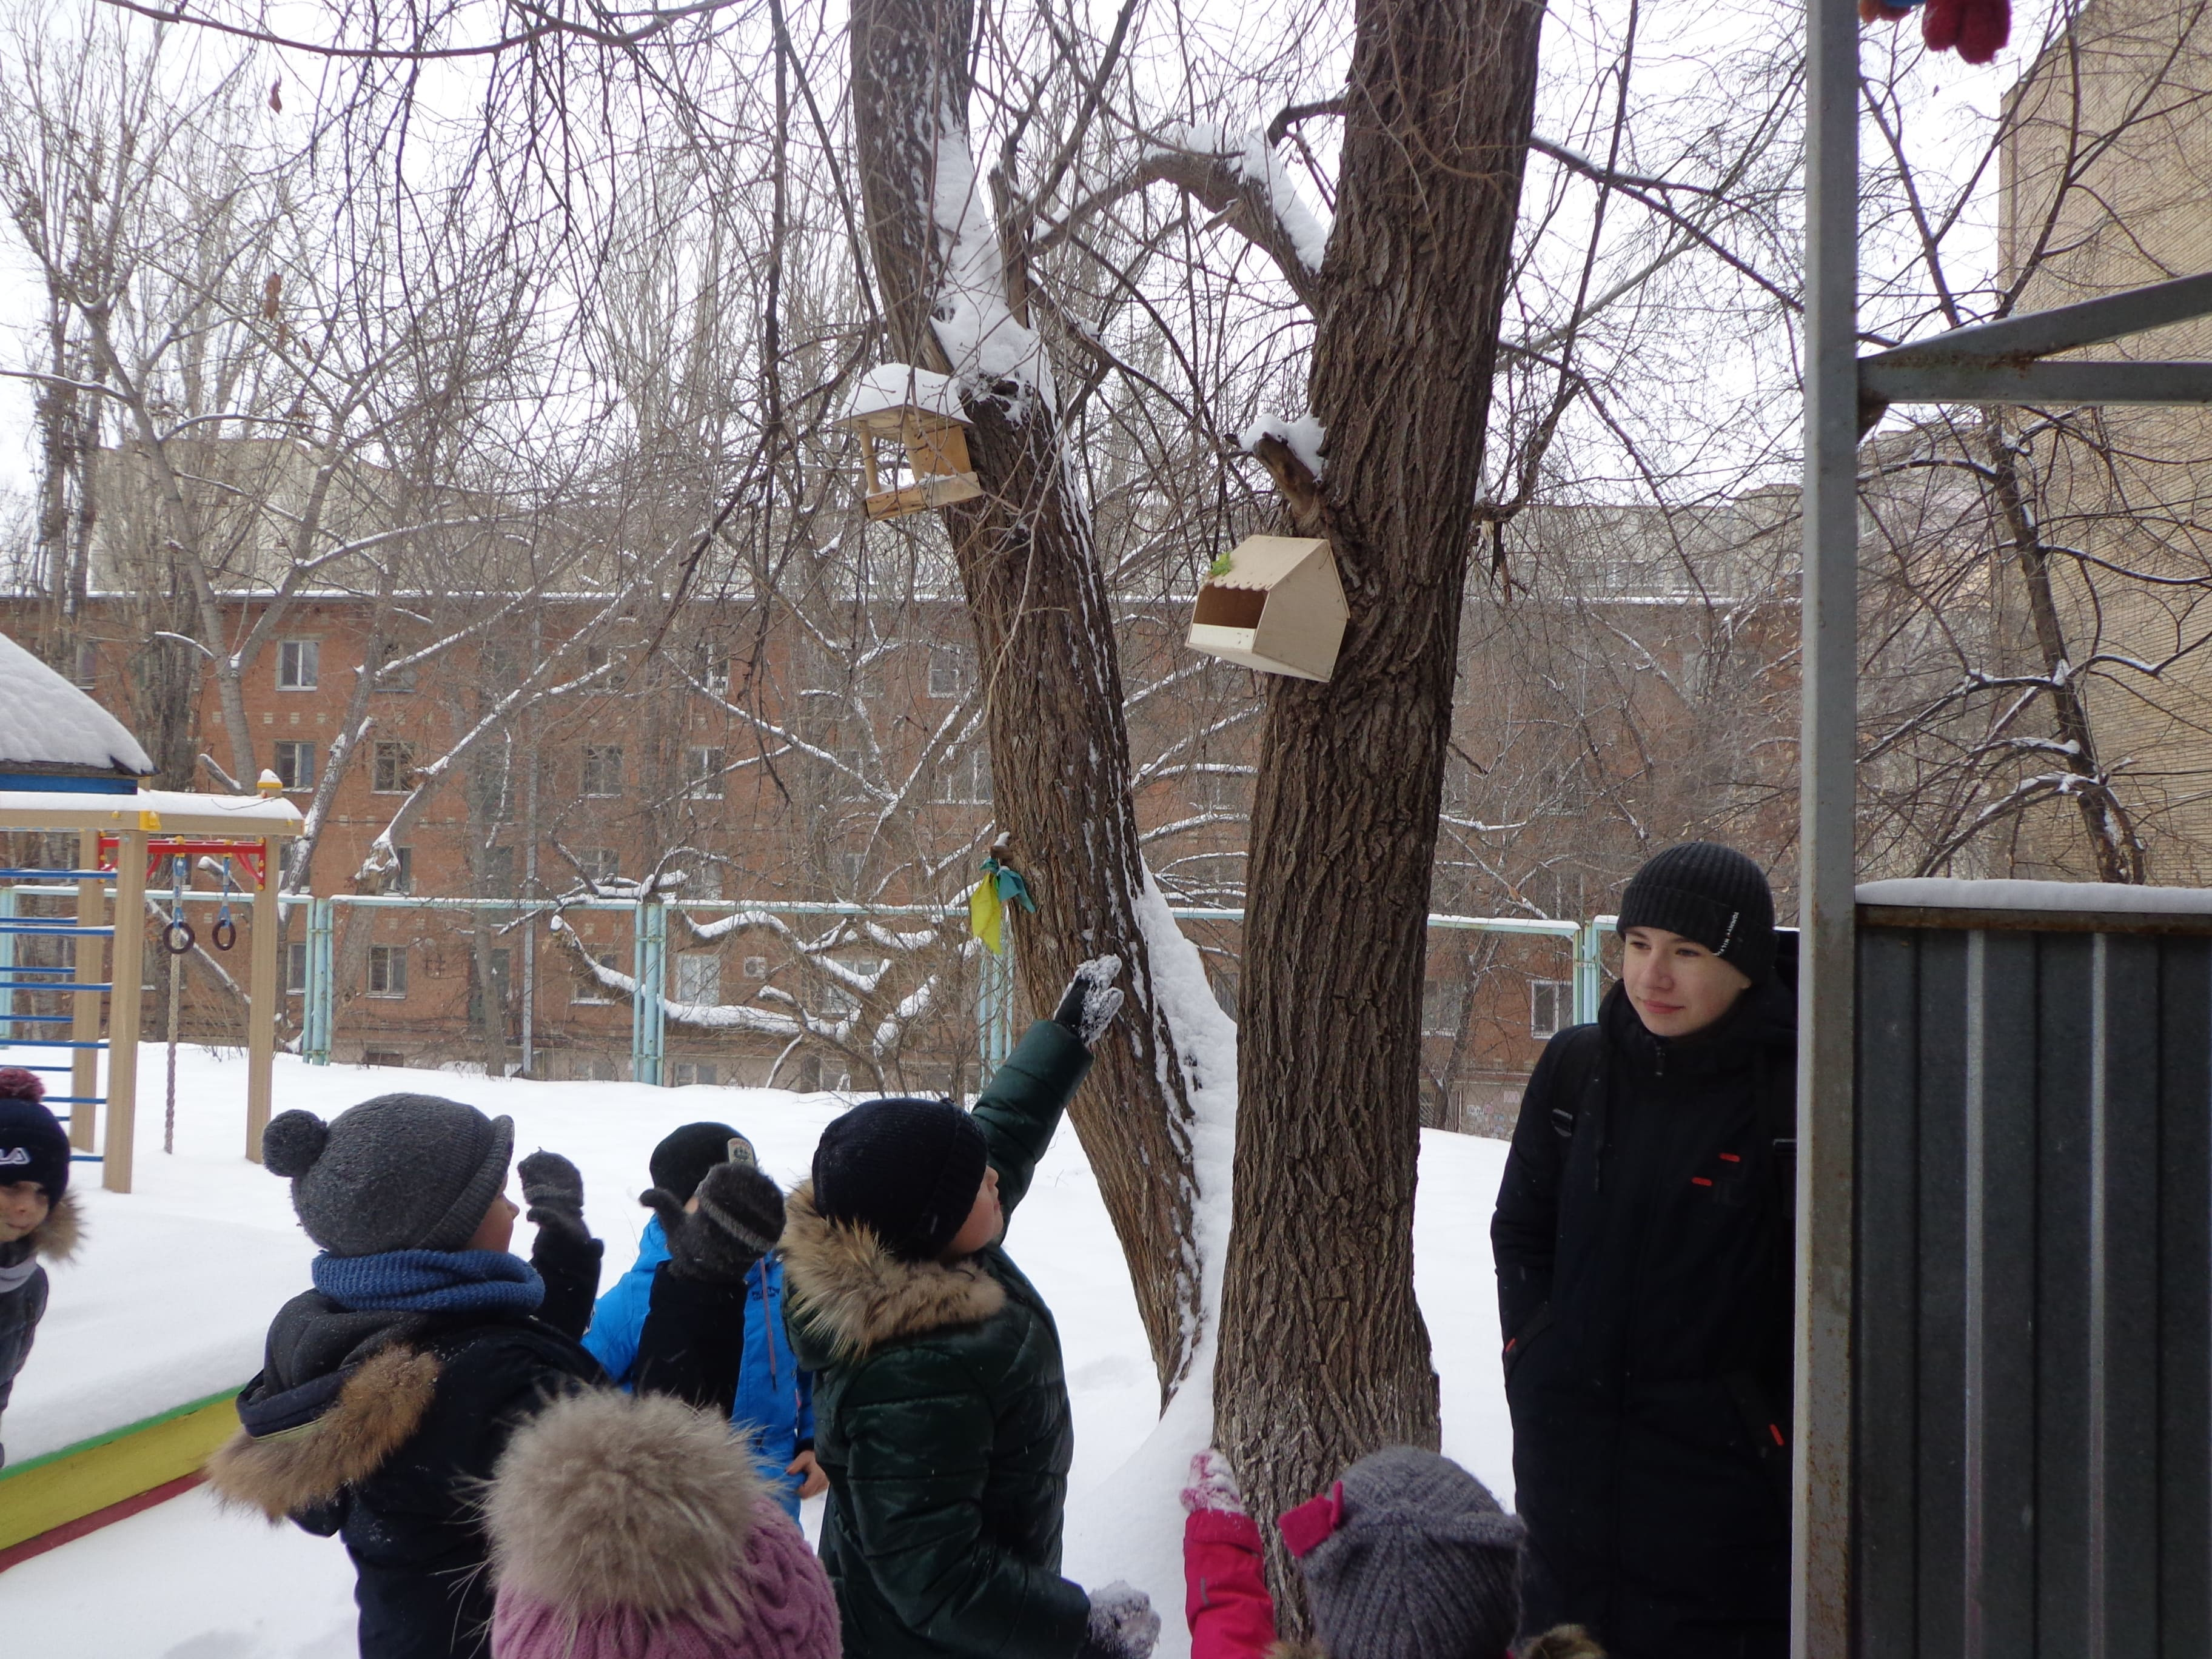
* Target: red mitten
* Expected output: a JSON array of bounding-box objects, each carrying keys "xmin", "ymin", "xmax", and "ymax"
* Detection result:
[{"xmin": 1923, "ymin": 0, "xmax": 2009, "ymax": 62}]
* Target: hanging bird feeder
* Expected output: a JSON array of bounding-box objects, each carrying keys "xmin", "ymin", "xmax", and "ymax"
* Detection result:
[
  {"xmin": 842, "ymin": 364, "xmax": 985, "ymax": 520},
  {"xmin": 1185, "ymin": 534, "xmax": 1348, "ymax": 682}
]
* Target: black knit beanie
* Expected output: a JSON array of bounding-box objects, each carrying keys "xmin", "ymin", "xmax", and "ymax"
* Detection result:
[
  {"xmin": 1616, "ymin": 841, "xmax": 1777, "ymax": 983},
  {"xmin": 0, "ymin": 1068, "xmax": 70, "ymax": 1200},
  {"xmin": 812, "ymin": 1097, "xmax": 989, "ymax": 1261},
  {"xmin": 649, "ymin": 1121, "xmax": 744, "ymax": 1204}
]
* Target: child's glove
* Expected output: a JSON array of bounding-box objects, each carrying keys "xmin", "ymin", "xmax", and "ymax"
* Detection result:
[
  {"xmin": 1920, "ymin": 0, "xmax": 2008, "ymax": 62},
  {"xmin": 517, "ymin": 1150, "xmax": 589, "ymax": 1249},
  {"xmin": 1180, "ymin": 1447, "xmax": 1247, "ymax": 1516},
  {"xmin": 643, "ymin": 1161, "xmax": 786, "ymax": 1284},
  {"xmin": 1052, "ymin": 955, "xmax": 1125, "ymax": 1048},
  {"xmin": 1078, "ymin": 1582, "xmax": 1160, "ymax": 1659}
]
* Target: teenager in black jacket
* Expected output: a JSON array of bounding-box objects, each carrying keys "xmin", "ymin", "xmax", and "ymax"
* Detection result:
[{"xmin": 1492, "ymin": 843, "xmax": 1795, "ymax": 1659}]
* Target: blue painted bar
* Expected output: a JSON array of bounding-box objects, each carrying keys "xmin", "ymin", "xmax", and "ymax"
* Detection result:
[
  {"xmin": 0, "ymin": 773, "xmax": 136, "ymax": 794},
  {"xmin": 0, "ymin": 982, "xmax": 110, "ymax": 994}
]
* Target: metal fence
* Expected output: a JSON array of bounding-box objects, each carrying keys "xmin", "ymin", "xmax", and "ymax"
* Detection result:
[{"xmin": 1855, "ymin": 880, "xmax": 2212, "ymax": 1657}]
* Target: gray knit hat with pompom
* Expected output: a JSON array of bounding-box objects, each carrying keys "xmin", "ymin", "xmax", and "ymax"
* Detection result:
[
  {"xmin": 262, "ymin": 1093, "xmax": 514, "ymax": 1256},
  {"xmin": 1290, "ymin": 1447, "xmax": 1524, "ymax": 1659}
]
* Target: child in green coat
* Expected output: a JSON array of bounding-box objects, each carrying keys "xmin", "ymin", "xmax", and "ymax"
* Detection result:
[{"xmin": 780, "ymin": 956, "xmax": 1158, "ymax": 1659}]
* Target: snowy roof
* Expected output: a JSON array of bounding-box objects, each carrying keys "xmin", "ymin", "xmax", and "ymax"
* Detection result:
[
  {"xmin": 1859, "ymin": 877, "xmax": 2212, "ymax": 918},
  {"xmin": 842, "ymin": 364, "xmax": 970, "ymax": 427},
  {"xmin": 0, "ymin": 630, "xmax": 153, "ymax": 776}
]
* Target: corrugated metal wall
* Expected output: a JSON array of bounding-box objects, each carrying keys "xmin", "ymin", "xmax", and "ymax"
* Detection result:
[{"xmin": 1856, "ymin": 919, "xmax": 2212, "ymax": 1657}]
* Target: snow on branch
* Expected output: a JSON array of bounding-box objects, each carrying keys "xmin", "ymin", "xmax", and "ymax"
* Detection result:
[
  {"xmin": 1037, "ymin": 124, "xmax": 1331, "ymax": 310},
  {"xmin": 932, "ymin": 124, "xmax": 1058, "ymax": 422}
]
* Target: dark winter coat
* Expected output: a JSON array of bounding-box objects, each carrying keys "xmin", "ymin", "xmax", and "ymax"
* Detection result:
[
  {"xmin": 1492, "ymin": 976, "xmax": 1796, "ymax": 1659},
  {"xmin": 0, "ymin": 1190, "xmax": 81, "ymax": 1467},
  {"xmin": 206, "ymin": 1233, "xmax": 605, "ymax": 1659},
  {"xmin": 781, "ymin": 1017, "xmax": 1094, "ymax": 1659}
]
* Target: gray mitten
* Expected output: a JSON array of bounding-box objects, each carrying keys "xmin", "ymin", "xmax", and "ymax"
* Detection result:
[
  {"xmin": 1078, "ymin": 1581, "xmax": 1160, "ymax": 1659},
  {"xmin": 517, "ymin": 1149, "xmax": 589, "ymax": 1247},
  {"xmin": 1052, "ymin": 955, "xmax": 1125, "ymax": 1048},
  {"xmin": 643, "ymin": 1160, "xmax": 786, "ymax": 1285}
]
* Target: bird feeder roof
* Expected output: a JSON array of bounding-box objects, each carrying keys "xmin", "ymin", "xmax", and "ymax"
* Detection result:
[
  {"xmin": 0, "ymin": 629, "xmax": 153, "ymax": 777},
  {"xmin": 842, "ymin": 364, "xmax": 971, "ymax": 427},
  {"xmin": 1205, "ymin": 535, "xmax": 1333, "ymax": 592}
]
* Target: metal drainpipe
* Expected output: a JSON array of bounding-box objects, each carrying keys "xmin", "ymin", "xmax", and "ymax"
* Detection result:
[
  {"xmin": 305, "ymin": 895, "xmax": 335, "ymax": 1065},
  {"xmin": 631, "ymin": 897, "xmax": 666, "ymax": 1085},
  {"xmin": 1797, "ymin": 0, "xmax": 1861, "ymax": 1652}
]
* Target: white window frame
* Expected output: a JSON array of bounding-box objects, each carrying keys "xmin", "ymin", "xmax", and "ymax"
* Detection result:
[
  {"xmin": 571, "ymin": 953, "xmax": 617, "ymax": 1005},
  {"xmin": 277, "ymin": 638, "xmax": 320, "ymax": 691},
  {"xmin": 670, "ymin": 1060, "xmax": 719, "ymax": 1087},
  {"xmin": 927, "ymin": 649, "xmax": 966, "ymax": 699},
  {"xmin": 371, "ymin": 741, "xmax": 415, "ymax": 794},
  {"xmin": 272, "ymin": 739, "xmax": 315, "ymax": 793},
  {"xmin": 367, "ymin": 945, "xmax": 408, "ymax": 997},
  {"xmin": 581, "ymin": 745, "xmax": 623, "ymax": 799},
  {"xmin": 675, "ymin": 951, "xmax": 722, "ymax": 1006},
  {"xmin": 686, "ymin": 746, "xmax": 727, "ymax": 799},
  {"xmin": 1531, "ymin": 979, "xmax": 1572, "ymax": 1040}
]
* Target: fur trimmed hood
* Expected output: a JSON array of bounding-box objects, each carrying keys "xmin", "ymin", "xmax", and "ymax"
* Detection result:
[
  {"xmin": 206, "ymin": 1343, "xmax": 441, "ymax": 1520},
  {"xmin": 779, "ymin": 1179, "xmax": 1004, "ymax": 1361},
  {"xmin": 486, "ymin": 1389, "xmax": 769, "ymax": 1620},
  {"xmin": 20, "ymin": 1188, "xmax": 81, "ymax": 1263},
  {"xmin": 1519, "ymin": 1627, "xmax": 1605, "ymax": 1659}
]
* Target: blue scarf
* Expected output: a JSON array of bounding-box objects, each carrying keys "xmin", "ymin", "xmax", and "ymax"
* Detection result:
[{"xmin": 312, "ymin": 1248, "xmax": 545, "ymax": 1316}]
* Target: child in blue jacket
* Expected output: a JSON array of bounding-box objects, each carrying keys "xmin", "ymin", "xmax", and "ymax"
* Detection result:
[{"xmin": 582, "ymin": 1121, "xmax": 820, "ymax": 1516}]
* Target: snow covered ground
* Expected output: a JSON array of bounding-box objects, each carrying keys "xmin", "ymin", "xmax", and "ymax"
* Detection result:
[{"xmin": 1, "ymin": 1045, "xmax": 1511, "ymax": 1656}]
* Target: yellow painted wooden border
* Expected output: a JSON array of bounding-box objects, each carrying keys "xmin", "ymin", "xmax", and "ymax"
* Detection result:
[{"xmin": 0, "ymin": 1390, "xmax": 241, "ymax": 1550}]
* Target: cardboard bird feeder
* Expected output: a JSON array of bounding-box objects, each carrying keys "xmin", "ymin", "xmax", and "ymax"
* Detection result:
[
  {"xmin": 1185, "ymin": 534, "xmax": 1347, "ymax": 682},
  {"xmin": 842, "ymin": 364, "xmax": 985, "ymax": 520}
]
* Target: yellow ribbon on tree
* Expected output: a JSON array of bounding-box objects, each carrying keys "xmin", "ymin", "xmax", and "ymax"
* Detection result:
[{"xmin": 970, "ymin": 854, "xmax": 1036, "ymax": 956}]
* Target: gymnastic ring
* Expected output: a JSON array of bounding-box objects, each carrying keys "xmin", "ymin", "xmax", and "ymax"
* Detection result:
[
  {"xmin": 163, "ymin": 919, "xmax": 196, "ymax": 956},
  {"xmin": 212, "ymin": 917, "xmax": 238, "ymax": 951}
]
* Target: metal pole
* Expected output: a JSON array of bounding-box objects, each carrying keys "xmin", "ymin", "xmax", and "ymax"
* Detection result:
[
  {"xmin": 104, "ymin": 831, "xmax": 146, "ymax": 1193},
  {"xmin": 0, "ymin": 885, "xmax": 15, "ymax": 1037},
  {"xmin": 631, "ymin": 899, "xmax": 666, "ymax": 1086},
  {"xmin": 68, "ymin": 831, "xmax": 102, "ymax": 1152},
  {"xmin": 1797, "ymin": 0, "xmax": 1860, "ymax": 1651},
  {"xmin": 246, "ymin": 843, "xmax": 281, "ymax": 1161},
  {"xmin": 306, "ymin": 896, "xmax": 334, "ymax": 1065}
]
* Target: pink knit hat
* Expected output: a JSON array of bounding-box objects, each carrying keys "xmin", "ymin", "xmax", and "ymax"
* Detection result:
[{"xmin": 484, "ymin": 1390, "xmax": 840, "ymax": 1659}]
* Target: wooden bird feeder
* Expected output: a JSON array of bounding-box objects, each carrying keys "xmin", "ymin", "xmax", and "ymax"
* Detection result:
[
  {"xmin": 842, "ymin": 364, "xmax": 985, "ymax": 520},
  {"xmin": 1185, "ymin": 534, "xmax": 1348, "ymax": 682}
]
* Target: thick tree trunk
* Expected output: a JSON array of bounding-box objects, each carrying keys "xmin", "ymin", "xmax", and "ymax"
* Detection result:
[
  {"xmin": 1215, "ymin": 0, "xmax": 1544, "ymax": 1620},
  {"xmin": 849, "ymin": 0, "xmax": 1204, "ymax": 1389}
]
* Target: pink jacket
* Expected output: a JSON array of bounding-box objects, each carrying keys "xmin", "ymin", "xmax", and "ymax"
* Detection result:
[{"xmin": 1185, "ymin": 1509, "xmax": 1280, "ymax": 1659}]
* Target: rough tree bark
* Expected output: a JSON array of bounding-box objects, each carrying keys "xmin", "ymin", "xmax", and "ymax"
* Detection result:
[
  {"xmin": 848, "ymin": 0, "xmax": 1204, "ymax": 1389},
  {"xmin": 1214, "ymin": 0, "xmax": 1545, "ymax": 1618}
]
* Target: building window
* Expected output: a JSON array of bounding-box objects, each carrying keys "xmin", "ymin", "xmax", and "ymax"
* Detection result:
[
  {"xmin": 387, "ymin": 847, "xmax": 413, "ymax": 895},
  {"xmin": 1421, "ymin": 980, "xmax": 1463, "ymax": 1039},
  {"xmin": 675, "ymin": 952, "xmax": 722, "ymax": 1006},
  {"xmin": 372, "ymin": 642, "xmax": 417, "ymax": 692},
  {"xmin": 692, "ymin": 641, "xmax": 729, "ymax": 696},
  {"xmin": 742, "ymin": 955, "xmax": 768, "ymax": 980},
  {"xmin": 367, "ymin": 945, "xmax": 408, "ymax": 997},
  {"xmin": 689, "ymin": 863, "xmax": 724, "ymax": 901},
  {"xmin": 70, "ymin": 642, "xmax": 97, "ymax": 688},
  {"xmin": 686, "ymin": 747, "xmax": 726, "ymax": 799},
  {"xmin": 372, "ymin": 741, "xmax": 415, "ymax": 794},
  {"xmin": 286, "ymin": 942, "xmax": 307, "ymax": 994},
  {"xmin": 669, "ymin": 1061, "xmax": 718, "ymax": 1087},
  {"xmin": 933, "ymin": 746, "xmax": 992, "ymax": 805},
  {"xmin": 362, "ymin": 1048, "xmax": 407, "ymax": 1068},
  {"xmin": 572, "ymin": 953, "xmax": 617, "ymax": 1005},
  {"xmin": 837, "ymin": 851, "xmax": 866, "ymax": 892},
  {"xmin": 1210, "ymin": 969, "xmax": 1239, "ymax": 1020},
  {"xmin": 277, "ymin": 639, "xmax": 320, "ymax": 691},
  {"xmin": 928, "ymin": 648, "xmax": 967, "ymax": 699},
  {"xmin": 576, "ymin": 848, "xmax": 619, "ymax": 886},
  {"xmin": 1531, "ymin": 979, "xmax": 1572, "ymax": 1040},
  {"xmin": 272, "ymin": 740, "xmax": 315, "ymax": 793},
  {"xmin": 581, "ymin": 745, "xmax": 623, "ymax": 799},
  {"xmin": 572, "ymin": 1053, "xmax": 618, "ymax": 1081}
]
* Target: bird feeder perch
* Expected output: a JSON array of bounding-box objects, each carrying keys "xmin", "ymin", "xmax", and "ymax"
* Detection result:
[
  {"xmin": 1185, "ymin": 534, "xmax": 1348, "ymax": 682},
  {"xmin": 842, "ymin": 364, "xmax": 985, "ymax": 520}
]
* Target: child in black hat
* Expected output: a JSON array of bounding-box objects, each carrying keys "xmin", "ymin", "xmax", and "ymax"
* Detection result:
[
  {"xmin": 781, "ymin": 954, "xmax": 1162, "ymax": 1659},
  {"xmin": 206, "ymin": 1090, "xmax": 793, "ymax": 1659},
  {"xmin": 0, "ymin": 1067, "xmax": 79, "ymax": 1469}
]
